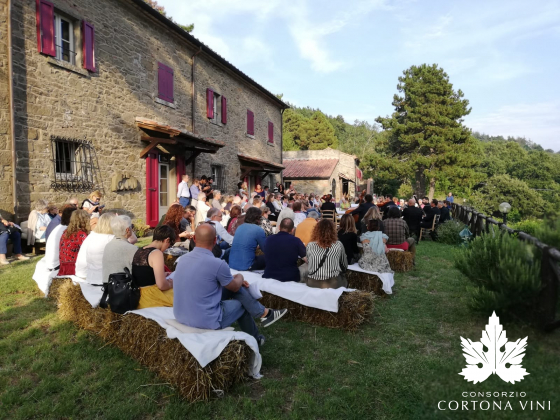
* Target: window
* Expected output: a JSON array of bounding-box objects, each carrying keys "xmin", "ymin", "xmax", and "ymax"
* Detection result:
[
  {"xmin": 207, "ymin": 89, "xmax": 227, "ymax": 124},
  {"xmin": 158, "ymin": 62, "xmax": 174, "ymax": 103},
  {"xmin": 268, "ymin": 121, "xmax": 274, "ymax": 143},
  {"xmin": 247, "ymin": 109, "xmax": 255, "ymax": 136},
  {"xmin": 50, "ymin": 137, "xmax": 100, "ymax": 192},
  {"xmin": 54, "ymin": 13, "xmax": 75, "ymax": 64},
  {"xmin": 211, "ymin": 165, "xmax": 226, "ymax": 192}
]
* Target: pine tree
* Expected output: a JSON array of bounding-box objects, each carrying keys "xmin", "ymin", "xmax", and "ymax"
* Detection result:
[
  {"xmin": 298, "ymin": 112, "xmax": 338, "ymax": 150},
  {"xmin": 375, "ymin": 64, "xmax": 478, "ymax": 199}
]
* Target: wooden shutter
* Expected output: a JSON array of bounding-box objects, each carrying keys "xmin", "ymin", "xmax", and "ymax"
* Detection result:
[
  {"xmin": 268, "ymin": 121, "xmax": 274, "ymax": 143},
  {"xmin": 82, "ymin": 21, "xmax": 96, "ymax": 72},
  {"xmin": 36, "ymin": 0, "xmax": 55, "ymax": 56},
  {"xmin": 146, "ymin": 151, "xmax": 159, "ymax": 227},
  {"xmin": 221, "ymin": 96, "xmax": 227, "ymax": 124},
  {"xmin": 207, "ymin": 88, "xmax": 214, "ymax": 119},
  {"xmin": 247, "ymin": 109, "xmax": 254, "ymax": 135},
  {"xmin": 158, "ymin": 62, "xmax": 174, "ymax": 103}
]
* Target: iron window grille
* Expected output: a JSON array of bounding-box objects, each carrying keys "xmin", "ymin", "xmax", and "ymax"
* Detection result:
[
  {"xmin": 50, "ymin": 136, "xmax": 101, "ymax": 192},
  {"xmin": 211, "ymin": 165, "xmax": 226, "ymax": 192}
]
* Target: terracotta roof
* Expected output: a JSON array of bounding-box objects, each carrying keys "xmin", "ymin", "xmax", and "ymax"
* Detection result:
[
  {"xmin": 283, "ymin": 159, "xmax": 339, "ymax": 179},
  {"xmin": 238, "ymin": 153, "xmax": 284, "ymax": 170},
  {"xmin": 131, "ymin": 0, "xmax": 289, "ymax": 110},
  {"xmin": 339, "ymin": 173, "xmax": 355, "ymax": 183},
  {"xmin": 136, "ymin": 117, "xmax": 225, "ymax": 147}
]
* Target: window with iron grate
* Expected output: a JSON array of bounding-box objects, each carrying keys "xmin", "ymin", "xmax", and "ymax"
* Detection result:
[
  {"xmin": 211, "ymin": 165, "xmax": 226, "ymax": 192},
  {"xmin": 50, "ymin": 136, "xmax": 100, "ymax": 192}
]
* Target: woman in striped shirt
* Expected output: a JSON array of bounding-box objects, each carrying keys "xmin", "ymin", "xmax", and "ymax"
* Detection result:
[{"xmin": 305, "ymin": 219, "xmax": 348, "ymax": 289}]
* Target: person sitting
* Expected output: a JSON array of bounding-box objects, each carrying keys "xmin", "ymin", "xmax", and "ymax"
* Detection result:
[
  {"xmin": 43, "ymin": 205, "xmax": 76, "ymax": 270},
  {"xmin": 295, "ymin": 212, "xmax": 319, "ymax": 246},
  {"xmin": 229, "ymin": 207, "xmax": 267, "ymax": 271},
  {"xmin": 338, "ymin": 214, "xmax": 360, "ymax": 265},
  {"xmin": 340, "ymin": 195, "xmax": 350, "ymax": 210},
  {"xmin": 45, "ymin": 198, "xmax": 78, "ymax": 241},
  {"xmin": 177, "ymin": 174, "xmax": 191, "ymax": 208},
  {"xmin": 102, "ymin": 215, "xmax": 138, "ymax": 283},
  {"xmin": 164, "ymin": 204, "xmax": 193, "ymax": 243},
  {"xmin": 359, "ymin": 220, "xmax": 392, "ymax": 273},
  {"xmin": 207, "ymin": 207, "xmax": 234, "ymax": 247},
  {"xmin": 293, "ymin": 201, "xmax": 306, "ymax": 227},
  {"xmin": 254, "ymin": 184, "xmax": 266, "ymax": 198},
  {"xmin": 81, "ymin": 190, "xmax": 104, "ymax": 218},
  {"xmin": 263, "ymin": 218, "xmax": 306, "ymax": 283},
  {"xmin": 212, "ymin": 190, "xmax": 223, "ymax": 210},
  {"xmin": 320, "ymin": 194, "xmax": 336, "ymax": 212},
  {"xmin": 132, "ymin": 225, "xmax": 175, "ymax": 309},
  {"xmin": 75, "ymin": 213, "xmax": 116, "ymax": 283},
  {"xmin": 58, "ymin": 210, "xmax": 91, "ymax": 276},
  {"xmin": 259, "ymin": 206, "xmax": 274, "ymax": 237},
  {"xmin": 223, "ymin": 195, "xmax": 235, "ymax": 213},
  {"xmin": 380, "ymin": 195, "xmax": 398, "ymax": 219},
  {"xmin": 26, "ymin": 199, "xmax": 51, "ymax": 246},
  {"xmin": 361, "ymin": 206, "xmax": 384, "ymax": 235},
  {"xmin": 173, "ymin": 224, "xmax": 287, "ymax": 344},
  {"xmin": 0, "ymin": 215, "xmax": 29, "ymax": 265},
  {"xmin": 384, "ymin": 207, "xmax": 416, "ymax": 259},
  {"xmin": 439, "ymin": 201, "xmax": 451, "ymax": 223},
  {"xmin": 402, "ymin": 198, "xmax": 424, "ymax": 237},
  {"xmin": 194, "ymin": 192, "xmax": 210, "ymax": 227},
  {"xmin": 180, "ymin": 205, "xmax": 197, "ymax": 234},
  {"xmin": 276, "ymin": 205, "xmax": 295, "ymax": 233},
  {"xmin": 266, "ymin": 194, "xmax": 279, "ymax": 221},
  {"xmin": 226, "ymin": 205, "xmax": 242, "ymax": 235},
  {"xmin": 420, "ymin": 199, "xmax": 441, "ymax": 229},
  {"xmin": 305, "ymin": 219, "xmax": 348, "ymax": 289},
  {"xmin": 350, "ymin": 194, "xmax": 375, "ymax": 228}
]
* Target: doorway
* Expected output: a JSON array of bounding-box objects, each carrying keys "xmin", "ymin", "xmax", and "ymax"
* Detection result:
[{"xmin": 159, "ymin": 162, "xmax": 169, "ymax": 218}]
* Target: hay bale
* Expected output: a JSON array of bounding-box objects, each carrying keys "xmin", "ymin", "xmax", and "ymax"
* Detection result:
[
  {"xmin": 55, "ymin": 281, "xmax": 250, "ymax": 402},
  {"xmin": 386, "ymin": 251, "xmax": 414, "ymax": 272},
  {"xmin": 346, "ymin": 271, "xmax": 386, "ymax": 296},
  {"xmin": 47, "ymin": 277, "xmax": 71, "ymax": 301},
  {"xmin": 258, "ymin": 290, "xmax": 374, "ymax": 331}
]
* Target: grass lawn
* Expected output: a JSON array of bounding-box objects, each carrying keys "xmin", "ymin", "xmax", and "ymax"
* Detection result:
[{"xmin": 1, "ymin": 241, "xmax": 559, "ymax": 419}]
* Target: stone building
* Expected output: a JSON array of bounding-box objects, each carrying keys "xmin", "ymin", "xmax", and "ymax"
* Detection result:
[
  {"xmin": 0, "ymin": 0, "xmax": 287, "ymax": 226},
  {"xmin": 282, "ymin": 148, "xmax": 362, "ymax": 199}
]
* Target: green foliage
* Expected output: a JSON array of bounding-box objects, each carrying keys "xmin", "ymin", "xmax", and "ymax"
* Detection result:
[
  {"xmin": 455, "ymin": 232, "xmax": 541, "ymax": 320},
  {"xmin": 511, "ymin": 219, "xmax": 544, "ymax": 237},
  {"xmin": 282, "ymin": 109, "xmax": 338, "ymax": 150},
  {"xmin": 143, "ymin": 0, "xmax": 194, "ymax": 32},
  {"xmin": 469, "ymin": 174, "xmax": 546, "ymax": 222},
  {"xmin": 375, "ymin": 64, "xmax": 480, "ymax": 199},
  {"xmin": 533, "ymin": 218, "xmax": 560, "ymax": 249},
  {"xmin": 132, "ymin": 219, "xmax": 151, "ymax": 238},
  {"xmin": 397, "ymin": 182, "xmax": 413, "ymax": 199},
  {"xmin": 436, "ymin": 220, "xmax": 465, "ymax": 245}
]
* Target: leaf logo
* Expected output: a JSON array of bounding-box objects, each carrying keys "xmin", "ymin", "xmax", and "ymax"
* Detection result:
[{"xmin": 459, "ymin": 312, "xmax": 529, "ymax": 384}]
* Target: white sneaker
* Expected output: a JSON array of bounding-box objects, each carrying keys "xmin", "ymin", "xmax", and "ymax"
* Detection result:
[
  {"xmin": 0, "ymin": 258, "xmax": 10, "ymax": 265},
  {"xmin": 17, "ymin": 255, "xmax": 30, "ymax": 261}
]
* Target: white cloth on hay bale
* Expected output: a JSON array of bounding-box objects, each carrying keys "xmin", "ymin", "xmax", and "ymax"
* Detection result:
[
  {"xmin": 347, "ymin": 263, "xmax": 395, "ymax": 294},
  {"xmin": 230, "ymin": 269, "xmax": 356, "ymax": 313}
]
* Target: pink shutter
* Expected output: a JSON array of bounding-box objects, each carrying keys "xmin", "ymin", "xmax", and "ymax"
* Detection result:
[
  {"xmin": 158, "ymin": 62, "xmax": 174, "ymax": 103},
  {"xmin": 247, "ymin": 110, "xmax": 254, "ymax": 135},
  {"xmin": 207, "ymin": 88, "xmax": 214, "ymax": 119},
  {"xmin": 221, "ymin": 96, "xmax": 227, "ymax": 124},
  {"xmin": 146, "ymin": 151, "xmax": 159, "ymax": 227},
  {"xmin": 36, "ymin": 0, "xmax": 55, "ymax": 56},
  {"xmin": 268, "ymin": 121, "xmax": 274, "ymax": 143},
  {"xmin": 82, "ymin": 21, "xmax": 96, "ymax": 72}
]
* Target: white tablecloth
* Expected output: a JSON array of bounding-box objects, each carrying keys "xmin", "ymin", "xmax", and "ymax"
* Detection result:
[{"xmin": 347, "ymin": 264, "xmax": 395, "ymax": 294}]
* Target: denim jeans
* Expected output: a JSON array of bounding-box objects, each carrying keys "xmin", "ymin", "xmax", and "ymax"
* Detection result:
[
  {"xmin": 179, "ymin": 197, "xmax": 191, "ymax": 208},
  {"xmin": 0, "ymin": 230, "xmax": 22, "ymax": 255},
  {"xmin": 219, "ymin": 286, "xmax": 265, "ymax": 341}
]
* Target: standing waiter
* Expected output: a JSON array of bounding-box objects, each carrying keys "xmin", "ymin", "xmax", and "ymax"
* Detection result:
[{"xmin": 177, "ymin": 174, "xmax": 191, "ymax": 207}]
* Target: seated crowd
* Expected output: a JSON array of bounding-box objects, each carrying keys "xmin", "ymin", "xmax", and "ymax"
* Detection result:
[{"xmin": 22, "ymin": 180, "xmax": 454, "ymax": 343}]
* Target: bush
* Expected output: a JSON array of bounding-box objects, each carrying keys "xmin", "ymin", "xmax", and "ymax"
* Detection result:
[
  {"xmin": 132, "ymin": 219, "xmax": 151, "ymax": 238},
  {"xmin": 511, "ymin": 219, "xmax": 544, "ymax": 237},
  {"xmin": 455, "ymin": 231, "xmax": 541, "ymax": 320},
  {"xmin": 435, "ymin": 220, "xmax": 465, "ymax": 245},
  {"xmin": 534, "ymin": 218, "xmax": 560, "ymax": 249}
]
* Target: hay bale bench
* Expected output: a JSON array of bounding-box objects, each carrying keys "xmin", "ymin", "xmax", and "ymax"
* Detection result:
[
  {"xmin": 346, "ymin": 271, "xmax": 387, "ymax": 296},
  {"xmin": 48, "ymin": 278, "xmax": 251, "ymax": 402},
  {"xmin": 386, "ymin": 250, "xmax": 414, "ymax": 272}
]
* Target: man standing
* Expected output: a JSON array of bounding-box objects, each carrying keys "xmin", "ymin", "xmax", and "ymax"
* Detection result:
[
  {"xmin": 177, "ymin": 174, "xmax": 191, "ymax": 208},
  {"xmin": 447, "ymin": 192, "xmax": 454, "ymax": 206},
  {"xmin": 402, "ymin": 198, "xmax": 423, "ymax": 238},
  {"xmin": 173, "ymin": 225, "xmax": 287, "ymax": 345}
]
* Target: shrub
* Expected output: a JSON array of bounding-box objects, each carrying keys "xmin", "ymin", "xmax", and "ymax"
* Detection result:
[
  {"xmin": 132, "ymin": 219, "xmax": 151, "ymax": 238},
  {"xmin": 511, "ymin": 219, "xmax": 544, "ymax": 237},
  {"xmin": 534, "ymin": 218, "xmax": 560, "ymax": 249},
  {"xmin": 455, "ymin": 231, "xmax": 541, "ymax": 320},
  {"xmin": 435, "ymin": 220, "xmax": 465, "ymax": 245}
]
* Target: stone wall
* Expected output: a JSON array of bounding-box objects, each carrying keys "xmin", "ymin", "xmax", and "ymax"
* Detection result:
[
  {"xmin": 1, "ymin": 0, "xmax": 283, "ymax": 221},
  {"xmin": 0, "ymin": 0, "xmax": 13, "ymax": 217}
]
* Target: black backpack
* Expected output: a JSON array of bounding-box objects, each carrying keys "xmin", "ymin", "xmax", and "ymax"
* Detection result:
[{"xmin": 99, "ymin": 268, "xmax": 140, "ymax": 314}]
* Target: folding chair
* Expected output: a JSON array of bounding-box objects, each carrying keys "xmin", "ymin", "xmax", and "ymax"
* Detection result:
[{"xmin": 419, "ymin": 215, "xmax": 440, "ymax": 241}]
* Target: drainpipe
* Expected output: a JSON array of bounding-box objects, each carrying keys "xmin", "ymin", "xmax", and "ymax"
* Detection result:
[
  {"xmin": 191, "ymin": 46, "xmax": 202, "ymax": 134},
  {"xmin": 7, "ymin": 0, "xmax": 17, "ymax": 219},
  {"xmin": 280, "ymin": 108, "xmax": 285, "ymax": 186}
]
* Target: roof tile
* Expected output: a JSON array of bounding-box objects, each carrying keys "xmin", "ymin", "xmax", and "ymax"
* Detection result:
[{"xmin": 283, "ymin": 159, "xmax": 339, "ymax": 179}]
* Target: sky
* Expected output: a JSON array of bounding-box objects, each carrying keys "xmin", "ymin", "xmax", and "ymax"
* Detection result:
[{"xmin": 158, "ymin": 0, "xmax": 560, "ymax": 151}]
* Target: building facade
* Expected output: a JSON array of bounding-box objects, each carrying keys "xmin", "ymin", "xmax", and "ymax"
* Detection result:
[
  {"xmin": 283, "ymin": 148, "xmax": 362, "ymax": 199},
  {"xmin": 0, "ymin": 0, "xmax": 287, "ymax": 226}
]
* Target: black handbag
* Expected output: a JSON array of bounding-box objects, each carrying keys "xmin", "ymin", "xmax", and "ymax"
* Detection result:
[{"xmin": 99, "ymin": 267, "xmax": 140, "ymax": 314}]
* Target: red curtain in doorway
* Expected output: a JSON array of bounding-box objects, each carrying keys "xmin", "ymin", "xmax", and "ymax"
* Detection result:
[{"xmin": 146, "ymin": 151, "xmax": 159, "ymax": 227}]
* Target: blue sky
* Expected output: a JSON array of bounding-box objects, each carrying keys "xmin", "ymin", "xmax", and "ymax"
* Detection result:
[{"xmin": 159, "ymin": 0, "xmax": 560, "ymax": 151}]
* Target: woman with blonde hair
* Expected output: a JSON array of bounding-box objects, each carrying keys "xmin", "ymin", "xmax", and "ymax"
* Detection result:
[
  {"xmin": 75, "ymin": 213, "xmax": 116, "ymax": 283},
  {"xmin": 82, "ymin": 190, "xmax": 104, "ymax": 216},
  {"xmin": 58, "ymin": 210, "xmax": 91, "ymax": 276},
  {"xmin": 305, "ymin": 219, "xmax": 348, "ymax": 289},
  {"xmin": 338, "ymin": 214, "xmax": 360, "ymax": 264},
  {"xmin": 361, "ymin": 205, "xmax": 383, "ymax": 234}
]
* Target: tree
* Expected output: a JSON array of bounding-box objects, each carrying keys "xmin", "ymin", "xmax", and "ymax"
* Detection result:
[
  {"xmin": 143, "ymin": 0, "xmax": 194, "ymax": 32},
  {"xmin": 375, "ymin": 64, "xmax": 479, "ymax": 199},
  {"xmin": 282, "ymin": 110, "xmax": 338, "ymax": 150}
]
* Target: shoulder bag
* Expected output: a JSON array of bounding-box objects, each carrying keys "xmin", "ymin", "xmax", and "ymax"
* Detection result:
[{"xmin": 99, "ymin": 267, "xmax": 140, "ymax": 314}]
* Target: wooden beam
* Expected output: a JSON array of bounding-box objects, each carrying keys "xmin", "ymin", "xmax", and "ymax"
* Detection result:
[
  {"xmin": 240, "ymin": 168, "xmax": 254, "ymax": 180},
  {"xmin": 184, "ymin": 151, "xmax": 201, "ymax": 166},
  {"xmin": 141, "ymin": 136, "xmax": 177, "ymax": 145}
]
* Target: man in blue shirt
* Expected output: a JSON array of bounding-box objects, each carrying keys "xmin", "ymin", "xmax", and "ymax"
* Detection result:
[
  {"xmin": 173, "ymin": 224, "xmax": 287, "ymax": 344},
  {"xmin": 229, "ymin": 208, "xmax": 267, "ymax": 271},
  {"xmin": 447, "ymin": 192, "xmax": 454, "ymax": 205},
  {"xmin": 263, "ymin": 218, "xmax": 306, "ymax": 282}
]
